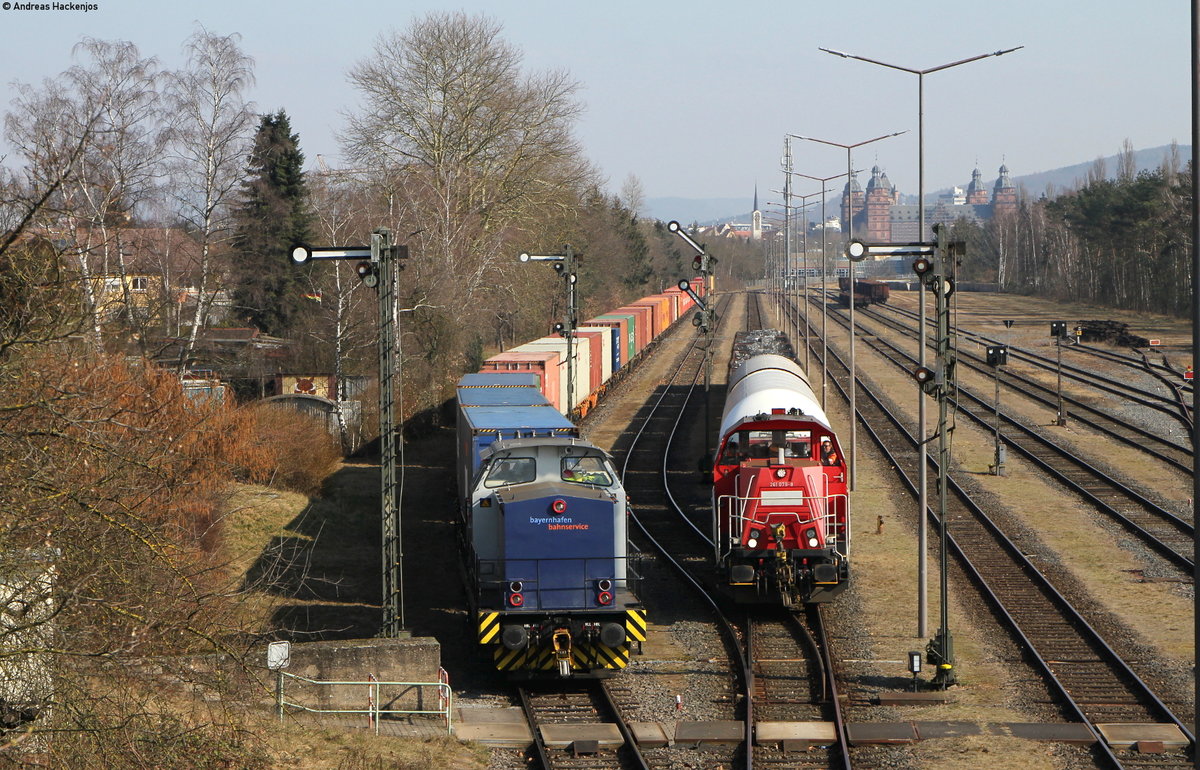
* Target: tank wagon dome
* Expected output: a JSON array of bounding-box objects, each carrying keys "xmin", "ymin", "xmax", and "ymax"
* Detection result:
[{"xmin": 720, "ymin": 353, "xmax": 830, "ymax": 438}]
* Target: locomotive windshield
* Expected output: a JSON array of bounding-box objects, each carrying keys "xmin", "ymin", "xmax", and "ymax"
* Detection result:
[
  {"xmin": 726, "ymin": 428, "xmax": 813, "ymax": 460},
  {"xmin": 561, "ymin": 455, "xmax": 614, "ymax": 486},
  {"xmin": 483, "ymin": 457, "xmax": 536, "ymax": 487}
]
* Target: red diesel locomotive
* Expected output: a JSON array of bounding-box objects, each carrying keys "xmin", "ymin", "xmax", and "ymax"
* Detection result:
[{"xmin": 711, "ymin": 333, "xmax": 849, "ymax": 606}]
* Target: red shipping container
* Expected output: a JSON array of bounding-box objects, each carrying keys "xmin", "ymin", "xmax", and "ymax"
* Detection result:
[
  {"xmin": 584, "ymin": 316, "xmax": 629, "ymax": 370},
  {"xmin": 617, "ymin": 305, "xmax": 652, "ymax": 351},
  {"xmin": 481, "ymin": 349, "xmax": 563, "ymax": 413},
  {"xmin": 574, "ymin": 329, "xmax": 604, "ymax": 393}
]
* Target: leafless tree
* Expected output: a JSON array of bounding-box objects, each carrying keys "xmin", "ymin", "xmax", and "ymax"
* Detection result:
[
  {"xmin": 342, "ymin": 11, "xmax": 595, "ymax": 404},
  {"xmin": 5, "ymin": 38, "xmax": 164, "ymax": 352},
  {"xmin": 619, "ymin": 174, "xmax": 646, "ymax": 219},
  {"xmin": 1117, "ymin": 137, "xmax": 1137, "ymax": 183},
  {"xmin": 163, "ymin": 27, "xmax": 256, "ymax": 371}
]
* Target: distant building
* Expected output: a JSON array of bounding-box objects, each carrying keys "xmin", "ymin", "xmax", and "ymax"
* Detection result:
[
  {"xmin": 715, "ymin": 186, "xmax": 773, "ymax": 240},
  {"xmin": 841, "ymin": 163, "xmax": 1019, "ymax": 242}
]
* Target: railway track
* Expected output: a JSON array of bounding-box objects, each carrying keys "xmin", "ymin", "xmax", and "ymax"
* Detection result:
[
  {"xmin": 614, "ymin": 290, "xmax": 854, "ymax": 769},
  {"xmin": 872, "ymin": 299, "xmax": 1192, "ymax": 438},
  {"xmin": 785, "ymin": 293, "xmax": 1194, "ymax": 768},
  {"xmin": 854, "ymin": 301, "xmax": 1194, "ymax": 473},
  {"xmin": 747, "ymin": 606, "xmax": 851, "ymax": 769},
  {"xmin": 519, "ymin": 681, "xmax": 647, "ymax": 770},
  {"xmin": 835, "ymin": 309, "xmax": 1196, "ymax": 574}
]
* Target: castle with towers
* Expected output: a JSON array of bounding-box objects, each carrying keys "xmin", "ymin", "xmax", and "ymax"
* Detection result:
[{"xmin": 841, "ymin": 163, "xmax": 1019, "ymax": 241}]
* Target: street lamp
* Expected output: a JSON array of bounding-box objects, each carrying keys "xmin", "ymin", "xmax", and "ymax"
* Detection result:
[
  {"xmin": 788, "ymin": 169, "xmax": 852, "ymax": 410},
  {"xmin": 772, "ymin": 187, "xmax": 825, "ymax": 368},
  {"xmin": 789, "ymin": 130, "xmax": 906, "ymax": 491},
  {"xmin": 820, "ymin": 44, "xmax": 1022, "ymax": 638}
]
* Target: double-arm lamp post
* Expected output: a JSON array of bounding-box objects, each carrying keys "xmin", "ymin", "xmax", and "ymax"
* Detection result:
[
  {"xmin": 787, "ymin": 130, "xmax": 906, "ymax": 492},
  {"xmin": 819, "ymin": 45, "xmax": 1022, "ymax": 639}
]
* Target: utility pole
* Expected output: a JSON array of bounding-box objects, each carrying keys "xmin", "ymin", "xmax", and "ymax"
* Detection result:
[
  {"xmin": 290, "ymin": 229, "xmax": 409, "ymax": 637},
  {"xmin": 520, "ymin": 246, "xmax": 579, "ymax": 414}
]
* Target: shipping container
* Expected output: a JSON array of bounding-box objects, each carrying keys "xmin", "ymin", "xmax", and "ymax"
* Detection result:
[
  {"xmin": 458, "ymin": 372, "xmax": 541, "ymax": 389},
  {"xmin": 481, "ymin": 350, "xmax": 562, "ymax": 413},
  {"xmin": 574, "ymin": 329, "xmax": 610, "ymax": 384},
  {"xmin": 516, "ymin": 338, "xmax": 591, "ymax": 413},
  {"xmin": 631, "ymin": 296, "xmax": 670, "ymax": 339},
  {"xmin": 580, "ymin": 321, "xmax": 622, "ymax": 373},
  {"xmin": 454, "ymin": 387, "xmax": 577, "ymax": 502},
  {"xmin": 615, "ymin": 305, "xmax": 652, "ymax": 352},
  {"xmin": 590, "ymin": 311, "xmax": 638, "ymax": 359}
]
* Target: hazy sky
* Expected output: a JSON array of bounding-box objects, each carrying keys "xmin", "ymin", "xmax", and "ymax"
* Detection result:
[{"xmin": 0, "ymin": 0, "xmax": 1190, "ymax": 210}]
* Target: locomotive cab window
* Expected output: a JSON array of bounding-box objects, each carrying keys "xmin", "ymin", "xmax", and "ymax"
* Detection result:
[
  {"xmin": 561, "ymin": 455, "xmax": 613, "ymax": 486},
  {"xmin": 484, "ymin": 456, "xmax": 536, "ymax": 487}
]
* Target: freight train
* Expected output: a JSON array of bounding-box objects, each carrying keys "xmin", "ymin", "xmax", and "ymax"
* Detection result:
[
  {"xmin": 711, "ymin": 330, "xmax": 849, "ymax": 606},
  {"xmin": 453, "ymin": 284, "xmax": 707, "ymax": 677},
  {"xmin": 455, "ymin": 372, "xmax": 645, "ymax": 678},
  {"xmin": 481, "ymin": 284, "xmax": 700, "ymax": 417},
  {"xmin": 838, "ymin": 276, "xmax": 890, "ymax": 307}
]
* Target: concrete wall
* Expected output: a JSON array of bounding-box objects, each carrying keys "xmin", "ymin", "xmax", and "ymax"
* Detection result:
[{"xmin": 269, "ymin": 637, "xmax": 443, "ymax": 713}]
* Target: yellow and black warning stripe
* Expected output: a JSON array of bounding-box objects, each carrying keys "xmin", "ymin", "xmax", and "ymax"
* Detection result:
[
  {"xmin": 478, "ymin": 611, "xmax": 500, "ymax": 644},
  {"xmin": 626, "ymin": 608, "xmax": 647, "ymax": 642},
  {"xmin": 491, "ymin": 642, "xmax": 632, "ymax": 672}
]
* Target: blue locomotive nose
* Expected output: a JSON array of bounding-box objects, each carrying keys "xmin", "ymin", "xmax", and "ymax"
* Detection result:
[{"xmin": 501, "ymin": 493, "xmax": 618, "ymax": 610}]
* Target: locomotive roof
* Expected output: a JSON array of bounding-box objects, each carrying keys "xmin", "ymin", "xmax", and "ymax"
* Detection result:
[{"xmin": 482, "ymin": 435, "xmax": 611, "ymax": 460}]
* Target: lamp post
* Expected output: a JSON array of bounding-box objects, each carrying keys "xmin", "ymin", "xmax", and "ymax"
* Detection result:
[
  {"xmin": 773, "ymin": 188, "xmax": 824, "ymax": 367},
  {"xmin": 789, "ymin": 131, "xmax": 906, "ymax": 491},
  {"xmin": 820, "ymin": 44, "xmax": 1022, "ymax": 639},
  {"xmin": 788, "ymin": 170, "xmax": 851, "ymax": 410}
]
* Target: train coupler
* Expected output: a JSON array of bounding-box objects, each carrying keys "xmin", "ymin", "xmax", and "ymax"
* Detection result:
[{"xmin": 552, "ymin": 628, "xmax": 573, "ymax": 677}]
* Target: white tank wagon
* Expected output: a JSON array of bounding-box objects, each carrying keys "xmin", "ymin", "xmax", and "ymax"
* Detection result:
[{"xmin": 720, "ymin": 354, "xmax": 831, "ymax": 440}]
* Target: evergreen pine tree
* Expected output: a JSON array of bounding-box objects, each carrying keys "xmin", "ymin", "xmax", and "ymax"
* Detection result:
[{"xmin": 231, "ymin": 110, "xmax": 312, "ymax": 337}]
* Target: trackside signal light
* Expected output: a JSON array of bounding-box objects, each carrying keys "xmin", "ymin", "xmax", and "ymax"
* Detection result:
[
  {"xmin": 912, "ymin": 257, "xmax": 932, "ymax": 275},
  {"xmin": 913, "ymin": 366, "xmax": 935, "ymax": 385},
  {"xmin": 355, "ymin": 260, "xmax": 378, "ymax": 287}
]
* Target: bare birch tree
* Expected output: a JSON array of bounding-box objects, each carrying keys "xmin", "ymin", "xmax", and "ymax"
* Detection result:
[
  {"xmin": 5, "ymin": 39, "xmax": 163, "ymax": 352},
  {"xmin": 163, "ymin": 27, "xmax": 256, "ymax": 371}
]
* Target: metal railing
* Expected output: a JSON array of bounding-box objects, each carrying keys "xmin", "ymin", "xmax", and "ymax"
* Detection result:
[
  {"xmin": 274, "ymin": 667, "xmax": 453, "ymax": 736},
  {"xmin": 716, "ymin": 491, "xmax": 848, "ymax": 562}
]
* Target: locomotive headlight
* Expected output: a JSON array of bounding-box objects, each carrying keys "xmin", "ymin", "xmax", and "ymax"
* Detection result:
[
  {"xmin": 747, "ymin": 528, "xmax": 762, "ymax": 549},
  {"xmin": 551, "ymin": 499, "xmax": 567, "ymax": 514},
  {"xmin": 804, "ymin": 527, "xmax": 819, "ymax": 548},
  {"xmin": 774, "ymin": 468, "xmax": 787, "ymax": 479}
]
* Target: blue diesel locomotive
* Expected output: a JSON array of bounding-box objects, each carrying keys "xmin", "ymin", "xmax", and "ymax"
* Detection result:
[{"xmin": 455, "ymin": 373, "xmax": 646, "ymax": 678}]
